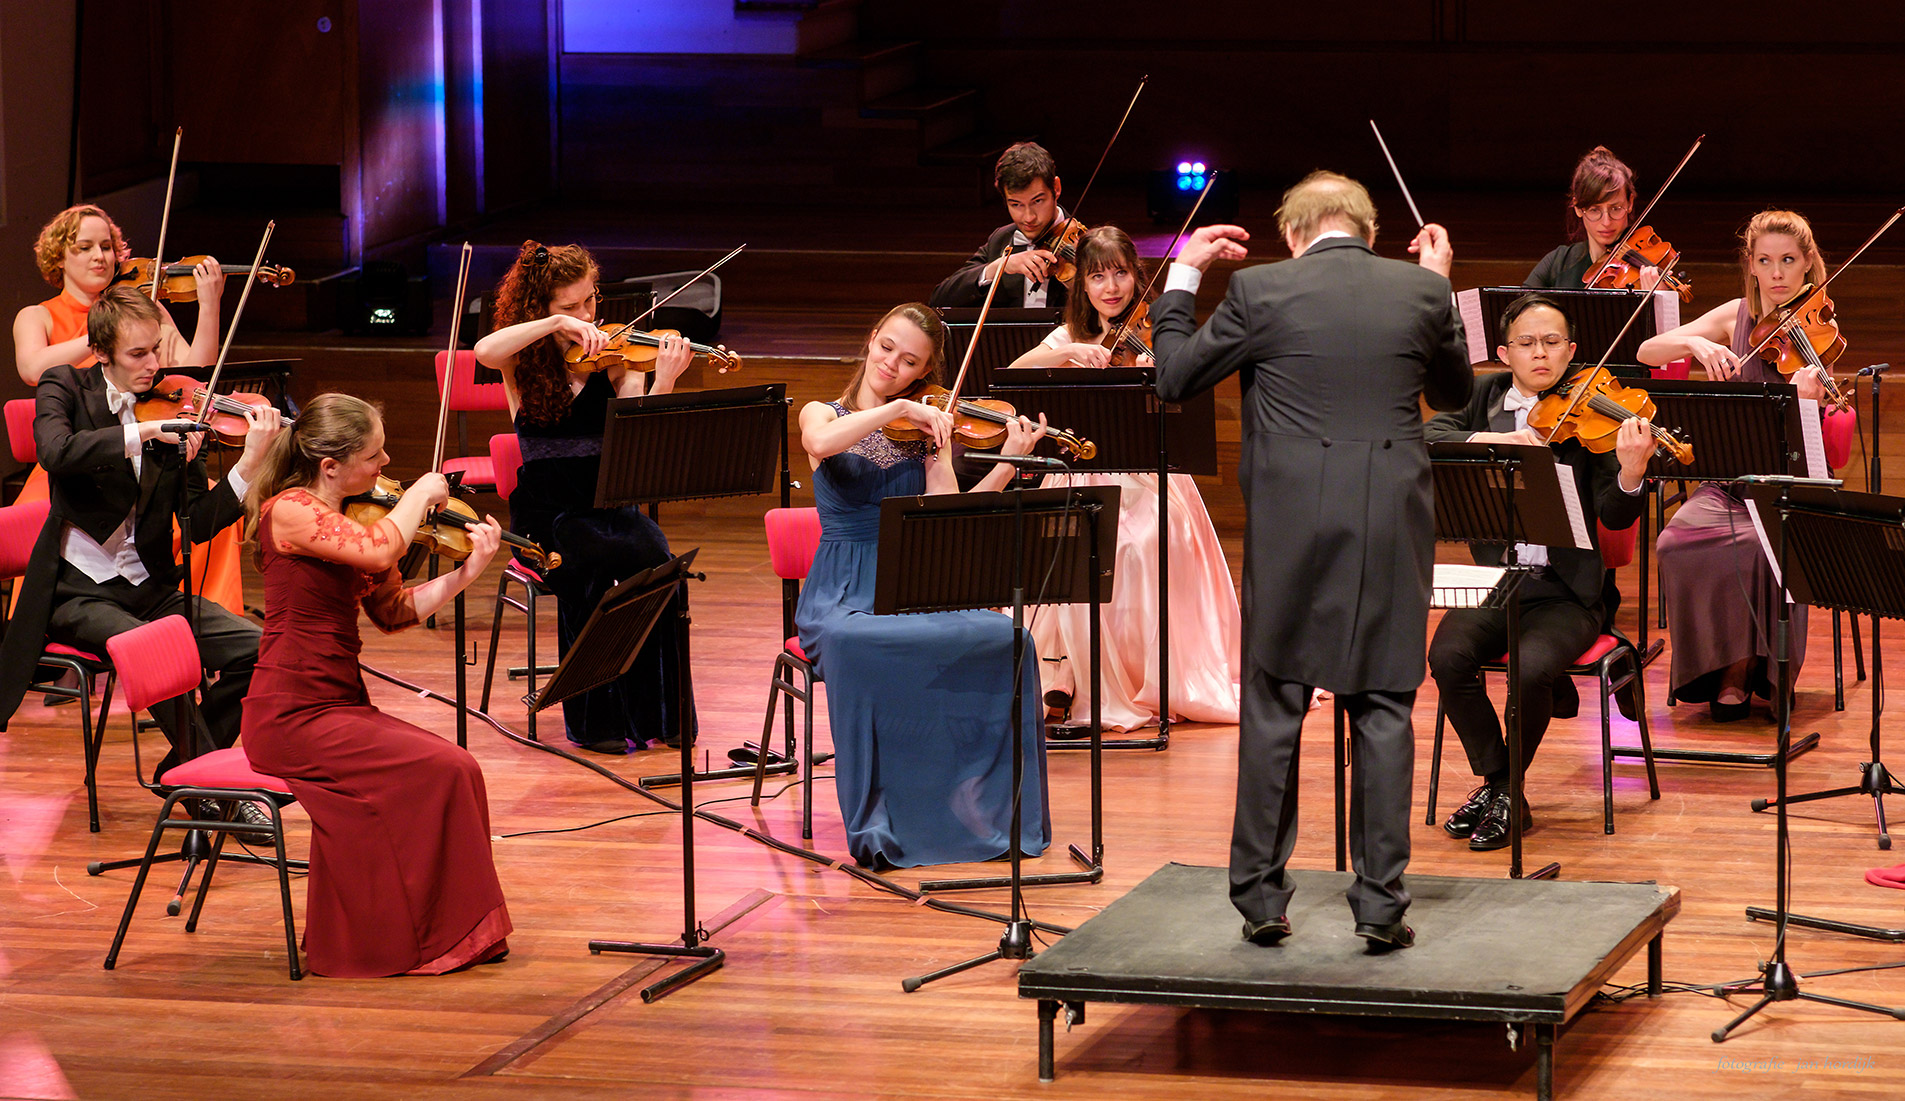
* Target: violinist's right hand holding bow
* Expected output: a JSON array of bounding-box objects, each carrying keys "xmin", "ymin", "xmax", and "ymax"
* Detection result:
[
  {"xmin": 994, "ymin": 249, "xmax": 1056, "ymax": 285},
  {"xmin": 1686, "ymin": 335, "xmax": 1743, "ymax": 380},
  {"xmin": 553, "ymin": 314, "xmax": 608, "ymax": 358},
  {"xmin": 894, "ymin": 396, "xmax": 955, "ymax": 452},
  {"xmin": 1063, "ymin": 342, "xmax": 1113, "ymax": 369}
]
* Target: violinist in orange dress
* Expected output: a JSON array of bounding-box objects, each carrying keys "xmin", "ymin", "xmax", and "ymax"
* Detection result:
[
  {"xmin": 471, "ymin": 241, "xmax": 696, "ymax": 754},
  {"xmin": 241, "ymin": 393, "xmax": 512, "ymax": 977},
  {"xmin": 1004, "ymin": 225, "xmax": 1242, "ymax": 731},
  {"xmin": 1638, "ymin": 210, "xmax": 1836, "ymax": 721},
  {"xmin": 0, "ymin": 287, "xmax": 282, "ymax": 795},
  {"xmin": 10, "ymin": 205, "xmax": 245, "ymax": 618},
  {"xmin": 929, "ymin": 142, "xmax": 1072, "ymax": 311}
]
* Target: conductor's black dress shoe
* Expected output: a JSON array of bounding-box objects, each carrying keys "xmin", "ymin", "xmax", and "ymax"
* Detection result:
[
  {"xmin": 1353, "ymin": 919, "xmax": 1415, "ymax": 950},
  {"xmin": 1241, "ymin": 915, "xmax": 1293, "ymax": 945}
]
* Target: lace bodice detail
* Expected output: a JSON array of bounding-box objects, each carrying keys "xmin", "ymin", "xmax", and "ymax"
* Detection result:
[{"xmin": 830, "ymin": 401, "xmax": 935, "ymax": 467}]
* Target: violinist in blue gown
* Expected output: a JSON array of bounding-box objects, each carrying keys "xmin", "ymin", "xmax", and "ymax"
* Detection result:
[{"xmin": 795, "ymin": 302, "xmax": 1053, "ymax": 869}]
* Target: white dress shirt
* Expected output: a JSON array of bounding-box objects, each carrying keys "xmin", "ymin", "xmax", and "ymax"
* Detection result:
[{"xmin": 978, "ymin": 207, "xmax": 1067, "ymax": 308}]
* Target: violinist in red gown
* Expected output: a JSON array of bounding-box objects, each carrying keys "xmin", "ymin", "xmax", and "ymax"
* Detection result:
[{"xmin": 242, "ymin": 393, "xmax": 512, "ymax": 977}]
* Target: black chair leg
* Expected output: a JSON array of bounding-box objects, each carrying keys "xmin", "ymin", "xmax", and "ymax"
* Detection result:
[{"xmin": 103, "ymin": 794, "xmax": 180, "ymax": 971}]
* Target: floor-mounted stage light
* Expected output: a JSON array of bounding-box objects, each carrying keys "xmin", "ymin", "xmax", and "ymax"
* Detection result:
[{"xmin": 1147, "ymin": 160, "xmax": 1239, "ymax": 226}]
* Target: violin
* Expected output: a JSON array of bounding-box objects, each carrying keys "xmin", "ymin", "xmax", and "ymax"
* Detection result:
[
  {"xmin": 343, "ymin": 473, "xmax": 560, "ymax": 571},
  {"xmin": 137, "ymin": 374, "xmax": 285, "ymax": 446},
  {"xmin": 1527, "ymin": 365, "xmax": 1694, "ymax": 465},
  {"xmin": 1584, "ymin": 225, "xmax": 1693, "ymax": 303},
  {"xmin": 1747, "ymin": 283, "xmax": 1851, "ymax": 411},
  {"xmin": 1100, "ymin": 301, "xmax": 1154, "ymax": 366},
  {"xmin": 882, "ymin": 383, "xmax": 1097, "ymax": 461},
  {"xmin": 1030, "ymin": 218, "xmax": 1086, "ymax": 286},
  {"xmin": 114, "ymin": 257, "xmax": 296, "ymax": 302},
  {"xmin": 563, "ymin": 321, "xmax": 742, "ymax": 375}
]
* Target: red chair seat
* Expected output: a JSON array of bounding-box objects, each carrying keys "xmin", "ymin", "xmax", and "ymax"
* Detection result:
[
  {"xmin": 443, "ymin": 455, "xmax": 497, "ymax": 488},
  {"xmin": 785, "ymin": 636, "xmax": 808, "ymax": 663},
  {"xmin": 42, "ymin": 641, "xmax": 107, "ymax": 664},
  {"xmin": 1489, "ymin": 633, "xmax": 1622, "ymax": 669},
  {"xmin": 508, "ymin": 561, "xmax": 545, "ymax": 585},
  {"xmin": 159, "ymin": 747, "xmax": 291, "ymax": 796}
]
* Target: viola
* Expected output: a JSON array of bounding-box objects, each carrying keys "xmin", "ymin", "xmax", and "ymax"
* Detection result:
[
  {"xmin": 1584, "ymin": 225, "xmax": 1693, "ymax": 303},
  {"xmin": 343, "ymin": 473, "xmax": 559, "ymax": 571},
  {"xmin": 114, "ymin": 256, "xmax": 296, "ymax": 302},
  {"xmin": 137, "ymin": 374, "xmax": 285, "ymax": 446},
  {"xmin": 1748, "ymin": 284, "xmax": 1850, "ymax": 411},
  {"xmin": 882, "ymin": 383, "xmax": 1097, "ymax": 461},
  {"xmin": 1527, "ymin": 365, "xmax": 1694, "ymax": 465},
  {"xmin": 563, "ymin": 321, "xmax": 742, "ymax": 375}
]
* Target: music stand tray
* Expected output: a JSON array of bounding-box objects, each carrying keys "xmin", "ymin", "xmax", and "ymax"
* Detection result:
[
  {"xmin": 870, "ymin": 486, "xmax": 1118, "ymax": 903},
  {"xmin": 1456, "ymin": 287, "xmax": 1675, "ymax": 377},
  {"xmin": 581, "ymin": 385, "xmax": 789, "ymax": 1001},
  {"xmin": 990, "ymin": 365, "xmax": 1219, "ymax": 750},
  {"xmin": 1416, "ymin": 442, "xmax": 1594, "ymax": 882}
]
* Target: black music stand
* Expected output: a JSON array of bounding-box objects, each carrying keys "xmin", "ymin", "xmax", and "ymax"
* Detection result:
[
  {"xmin": 874, "ymin": 485, "xmax": 1118, "ymax": 987},
  {"xmin": 989, "ymin": 365, "xmax": 1220, "ymax": 750},
  {"xmin": 1740, "ymin": 488, "xmax": 1905, "ymax": 849},
  {"xmin": 1455, "ymin": 287, "xmax": 1667, "ymax": 377},
  {"xmin": 1710, "ymin": 479, "xmax": 1905, "ymax": 1039},
  {"xmin": 1604, "ymin": 379, "xmax": 1825, "ymax": 768},
  {"xmin": 1406, "ymin": 442, "xmax": 1596, "ymax": 881},
  {"xmin": 937, "ymin": 307, "xmax": 1062, "ymax": 395},
  {"xmin": 578, "ymin": 385, "xmax": 789, "ymax": 1002}
]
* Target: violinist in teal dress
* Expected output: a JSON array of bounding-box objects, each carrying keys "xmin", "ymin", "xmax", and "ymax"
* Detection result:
[{"xmin": 796, "ymin": 302, "xmax": 1053, "ymax": 869}]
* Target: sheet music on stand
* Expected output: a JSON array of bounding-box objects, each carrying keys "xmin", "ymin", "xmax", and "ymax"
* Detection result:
[
  {"xmin": 1428, "ymin": 441, "xmax": 1592, "ymax": 551},
  {"xmin": 1456, "ymin": 287, "xmax": 1678, "ymax": 376},
  {"xmin": 1635, "ymin": 378, "xmax": 1816, "ymax": 483}
]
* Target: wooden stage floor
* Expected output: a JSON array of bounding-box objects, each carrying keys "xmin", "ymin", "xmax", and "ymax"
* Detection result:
[{"xmin": 7, "ymin": 474, "xmax": 1905, "ymax": 1099}]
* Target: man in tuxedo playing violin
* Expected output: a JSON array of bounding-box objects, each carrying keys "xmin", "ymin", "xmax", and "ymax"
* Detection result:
[
  {"xmin": 929, "ymin": 141, "xmax": 1072, "ymax": 311},
  {"xmin": 1424, "ymin": 293, "xmax": 1651, "ymax": 850},
  {"xmin": 0, "ymin": 286, "xmax": 282, "ymax": 786},
  {"xmin": 1153, "ymin": 171, "xmax": 1470, "ymax": 950}
]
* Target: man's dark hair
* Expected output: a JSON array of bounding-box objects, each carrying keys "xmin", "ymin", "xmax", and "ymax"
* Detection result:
[
  {"xmin": 1498, "ymin": 292, "xmax": 1572, "ymax": 338},
  {"xmin": 994, "ymin": 142, "xmax": 1057, "ymax": 195}
]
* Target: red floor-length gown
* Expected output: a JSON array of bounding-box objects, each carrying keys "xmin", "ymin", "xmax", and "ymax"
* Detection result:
[{"xmin": 241, "ymin": 490, "xmax": 510, "ymax": 977}]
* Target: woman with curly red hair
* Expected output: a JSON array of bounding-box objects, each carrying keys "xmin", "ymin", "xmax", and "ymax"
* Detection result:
[{"xmin": 472, "ymin": 241, "xmax": 695, "ymax": 753}]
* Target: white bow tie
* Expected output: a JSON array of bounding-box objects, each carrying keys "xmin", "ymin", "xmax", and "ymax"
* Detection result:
[
  {"xmin": 105, "ymin": 386, "xmax": 135, "ymax": 416},
  {"xmin": 1501, "ymin": 388, "xmax": 1539, "ymax": 413}
]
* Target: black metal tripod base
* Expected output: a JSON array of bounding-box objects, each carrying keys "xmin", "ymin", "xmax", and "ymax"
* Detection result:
[
  {"xmin": 1713, "ymin": 961, "xmax": 1905, "ymax": 1041},
  {"xmin": 1517, "ymin": 861, "xmax": 1563, "ymax": 881},
  {"xmin": 588, "ymin": 939, "xmax": 725, "ymax": 1002},
  {"xmin": 87, "ymin": 827, "xmax": 295, "ymax": 917},
  {"xmin": 1752, "ymin": 760, "xmax": 1905, "ymax": 849},
  {"xmin": 1746, "ymin": 905, "xmax": 1905, "ymax": 943},
  {"xmin": 901, "ymin": 918, "xmax": 1035, "ymax": 992},
  {"xmin": 919, "ymin": 845, "xmax": 1103, "ymax": 893},
  {"xmin": 639, "ymin": 759, "xmax": 796, "ymax": 789}
]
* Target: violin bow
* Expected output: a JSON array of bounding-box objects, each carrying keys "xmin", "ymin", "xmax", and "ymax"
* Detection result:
[
  {"xmin": 191, "ymin": 220, "xmax": 275, "ymax": 434},
  {"xmin": 431, "ymin": 242, "xmax": 475, "ymax": 474},
  {"xmin": 147, "ymin": 127, "xmax": 184, "ymax": 299},
  {"xmin": 1583, "ymin": 134, "xmax": 1705, "ymax": 290},
  {"xmin": 1368, "ymin": 119, "xmax": 1426, "ymax": 230},
  {"xmin": 1738, "ymin": 206, "xmax": 1905, "ymax": 364},
  {"xmin": 941, "ymin": 245, "xmax": 1012, "ymax": 419},
  {"xmin": 1059, "ymin": 75, "xmax": 1148, "ymax": 236},
  {"xmin": 1107, "ymin": 171, "xmax": 1219, "ymax": 354},
  {"xmin": 602, "ymin": 243, "xmax": 746, "ymax": 345}
]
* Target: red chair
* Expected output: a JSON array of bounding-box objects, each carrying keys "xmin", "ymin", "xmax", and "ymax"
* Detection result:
[
  {"xmin": 478, "ymin": 433, "xmax": 558, "ymax": 740},
  {"xmin": 1426, "ymin": 518, "xmax": 1661, "ymax": 835},
  {"xmin": 93, "ymin": 616, "xmax": 302, "ymax": 978},
  {"xmin": 434, "ymin": 350, "xmax": 510, "ymax": 492},
  {"xmin": 751, "ymin": 507, "xmax": 826, "ymax": 839},
  {"xmin": 0, "ymin": 497, "xmax": 120, "ymax": 832},
  {"xmin": 5, "ymin": 398, "xmax": 35, "ymax": 464}
]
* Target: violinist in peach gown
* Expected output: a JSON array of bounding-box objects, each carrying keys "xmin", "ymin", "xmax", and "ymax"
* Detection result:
[{"xmin": 1005, "ymin": 225, "xmax": 1241, "ymax": 730}]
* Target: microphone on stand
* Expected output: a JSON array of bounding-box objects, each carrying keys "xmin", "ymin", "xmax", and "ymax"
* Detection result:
[
  {"xmin": 153, "ymin": 421, "xmax": 211, "ymax": 435},
  {"xmin": 1857, "ymin": 363, "xmax": 1890, "ymax": 376},
  {"xmin": 1733, "ymin": 474, "xmax": 1844, "ymax": 488},
  {"xmin": 959, "ymin": 453, "xmax": 1069, "ymax": 474}
]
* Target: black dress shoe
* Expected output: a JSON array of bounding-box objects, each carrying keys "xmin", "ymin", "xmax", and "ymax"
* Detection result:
[
  {"xmin": 1468, "ymin": 789, "xmax": 1534, "ymax": 851},
  {"xmin": 1710, "ymin": 697, "xmax": 1751, "ymax": 723},
  {"xmin": 1550, "ymin": 675, "xmax": 1580, "ymax": 720},
  {"xmin": 1441, "ymin": 782, "xmax": 1498, "ymax": 839},
  {"xmin": 573, "ymin": 739, "xmax": 630, "ymax": 756},
  {"xmin": 1353, "ymin": 919, "xmax": 1415, "ymax": 950},
  {"xmin": 1242, "ymin": 915, "xmax": 1292, "ymax": 945},
  {"xmin": 727, "ymin": 745, "xmax": 790, "ymax": 767}
]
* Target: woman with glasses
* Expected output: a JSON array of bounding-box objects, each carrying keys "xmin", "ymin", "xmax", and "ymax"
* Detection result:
[
  {"xmin": 1637, "ymin": 211, "xmax": 1830, "ymax": 721},
  {"xmin": 1524, "ymin": 147, "xmax": 1640, "ymax": 290}
]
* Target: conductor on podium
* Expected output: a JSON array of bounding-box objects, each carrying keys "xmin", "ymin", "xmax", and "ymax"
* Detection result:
[{"xmin": 1152, "ymin": 171, "xmax": 1471, "ymax": 950}]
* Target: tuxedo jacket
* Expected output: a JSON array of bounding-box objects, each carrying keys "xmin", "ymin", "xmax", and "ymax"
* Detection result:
[
  {"xmin": 928, "ymin": 223, "xmax": 1072, "ymax": 310},
  {"xmin": 0, "ymin": 363, "xmax": 243, "ymax": 726},
  {"xmin": 1153, "ymin": 235, "xmax": 1472, "ymax": 693},
  {"xmin": 1422, "ymin": 369, "xmax": 1645, "ymax": 622}
]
